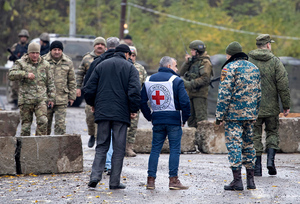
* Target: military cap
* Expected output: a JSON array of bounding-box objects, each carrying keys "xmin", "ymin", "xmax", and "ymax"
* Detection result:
[
  {"xmin": 129, "ymin": 46, "xmax": 137, "ymax": 56},
  {"xmin": 226, "ymin": 41, "xmax": 242, "ymax": 56},
  {"xmin": 39, "ymin": 32, "xmax": 50, "ymax": 42},
  {"xmin": 28, "ymin": 42, "xmax": 40, "ymax": 53},
  {"xmin": 93, "ymin": 37, "xmax": 107, "ymax": 47},
  {"xmin": 256, "ymin": 34, "xmax": 275, "ymax": 45}
]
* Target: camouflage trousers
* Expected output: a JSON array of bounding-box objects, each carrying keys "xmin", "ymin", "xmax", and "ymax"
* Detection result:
[
  {"xmin": 85, "ymin": 104, "xmax": 97, "ymax": 136},
  {"xmin": 187, "ymin": 97, "xmax": 207, "ymax": 128},
  {"xmin": 225, "ymin": 120, "xmax": 256, "ymax": 170},
  {"xmin": 19, "ymin": 102, "xmax": 48, "ymax": 136},
  {"xmin": 127, "ymin": 110, "xmax": 140, "ymax": 144},
  {"xmin": 47, "ymin": 105, "xmax": 67, "ymax": 135},
  {"xmin": 7, "ymin": 80, "xmax": 19, "ymax": 103},
  {"xmin": 253, "ymin": 116, "xmax": 279, "ymax": 156}
]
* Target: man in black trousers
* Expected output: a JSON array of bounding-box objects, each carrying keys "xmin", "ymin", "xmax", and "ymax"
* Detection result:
[{"xmin": 84, "ymin": 44, "xmax": 140, "ymax": 189}]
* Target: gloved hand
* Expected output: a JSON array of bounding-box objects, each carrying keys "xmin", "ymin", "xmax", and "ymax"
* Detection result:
[{"xmin": 182, "ymin": 78, "xmax": 192, "ymax": 90}]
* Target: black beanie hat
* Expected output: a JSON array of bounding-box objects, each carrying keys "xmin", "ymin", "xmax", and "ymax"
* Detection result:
[
  {"xmin": 115, "ymin": 44, "xmax": 131, "ymax": 55},
  {"xmin": 50, "ymin": 41, "xmax": 64, "ymax": 51}
]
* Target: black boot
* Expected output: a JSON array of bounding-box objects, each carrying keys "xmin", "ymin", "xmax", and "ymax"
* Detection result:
[
  {"xmin": 267, "ymin": 148, "xmax": 277, "ymax": 175},
  {"xmin": 254, "ymin": 156, "xmax": 262, "ymax": 176},
  {"xmin": 88, "ymin": 135, "xmax": 95, "ymax": 148},
  {"xmin": 224, "ymin": 169, "xmax": 243, "ymax": 191},
  {"xmin": 246, "ymin": 169, "xmax": 256, "ymax": 189}
]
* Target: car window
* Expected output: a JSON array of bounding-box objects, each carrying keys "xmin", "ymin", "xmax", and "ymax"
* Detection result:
[{"xmin": 62, "ymin": 41, "xmax": 94, "ymax": 60}]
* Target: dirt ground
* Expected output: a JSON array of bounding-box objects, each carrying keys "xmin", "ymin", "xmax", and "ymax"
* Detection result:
[{"xmin": 1, "ymin": 100, "xmax": 300, "ymax": 203}]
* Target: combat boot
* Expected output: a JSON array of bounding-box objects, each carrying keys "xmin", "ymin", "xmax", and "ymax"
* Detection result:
[
  {"xmin": 126, "ymin": 143, "xmax": 137, "ymax": 157},
  {"xmin": 169, "ymin": 176, "xmax": 189, "ymax": 190},
  {"xmin": 224, "ymin": 169, "xmax": 243, "ymax": 191},
  {"xmin": 146, "ymin": 176, "xmax": 155, "ymax": 190},
  {"xmin": 267, "ymin": 148, "xmax": 277, "ymax": 175},
  {"xmin": 254, "ymin": 156, "xmax": 262, "ymax": 176},
  {"xmin": 246, "ymin": 169, "xmax": 256, "ymax": 189}
]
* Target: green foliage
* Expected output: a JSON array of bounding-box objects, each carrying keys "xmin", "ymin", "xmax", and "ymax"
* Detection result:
[{"xmin": 0, "ymin": 0, "xmax": 299, "ymax": 68}]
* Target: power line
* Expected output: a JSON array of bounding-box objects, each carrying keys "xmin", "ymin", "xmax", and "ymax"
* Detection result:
[{"xmin": 127, "ymin": 2, "xmax": 300, "ymax": 41}]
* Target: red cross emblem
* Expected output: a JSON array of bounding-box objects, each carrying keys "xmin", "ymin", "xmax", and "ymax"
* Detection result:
[{"xmin": 152, "ymin": 90, "xmax": 164, "ymax": 105}]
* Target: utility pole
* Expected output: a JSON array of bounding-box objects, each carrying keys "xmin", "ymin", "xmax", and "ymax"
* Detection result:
[
  {"xmin": 69, "ymin": 0, "xmax": 76, "ymax": 37},
  {"xmin": 119, "ymin": 0, "xmax": 127, "ymax": 40}
]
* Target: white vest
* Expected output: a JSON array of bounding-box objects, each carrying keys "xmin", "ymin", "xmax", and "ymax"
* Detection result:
[{"xmin": 144, "ymin": 75, "xmax": 177, "ymax": 112}]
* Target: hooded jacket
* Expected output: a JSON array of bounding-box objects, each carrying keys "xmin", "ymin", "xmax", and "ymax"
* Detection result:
[{"xmin": 248, "ymin": 49, "xmax": 290, "ymax": 117}]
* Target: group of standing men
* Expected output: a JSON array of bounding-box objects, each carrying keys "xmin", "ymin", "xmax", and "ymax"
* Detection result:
[{"xmin": 7, "ymin": 29, "xmax": 290, "ymax": 191}]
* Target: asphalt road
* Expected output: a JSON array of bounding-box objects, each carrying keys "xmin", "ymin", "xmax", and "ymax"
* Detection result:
[{"xmin": 1, "ymin": 98, "xmax": 300, "ymax": 203}]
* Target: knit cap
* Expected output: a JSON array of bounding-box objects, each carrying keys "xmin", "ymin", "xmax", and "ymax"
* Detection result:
[
  {"xmin": 28, "ymin": 42, "xmax": 40, "ymax": 53},
  {"xmin": 225, "ymin": 41, "xmax": 242, "ymax": 56},
  {"xmin": 93, "ymin": 37, "xmax": 106, "ymax": 47}
]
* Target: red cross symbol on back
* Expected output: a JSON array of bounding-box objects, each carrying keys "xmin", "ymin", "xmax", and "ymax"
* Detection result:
[{"xmin": 152, "ymin": 90, "xmax": 164, "ymax": 105}]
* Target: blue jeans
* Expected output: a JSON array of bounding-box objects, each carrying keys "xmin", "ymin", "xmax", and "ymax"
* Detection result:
[
  {"xmin": 105, "ymin": 135, "xmax": 113, "ymax": 170},
  {"xmin": 148, "ymin": 125, "xmax": 182, "ymax": 178}
]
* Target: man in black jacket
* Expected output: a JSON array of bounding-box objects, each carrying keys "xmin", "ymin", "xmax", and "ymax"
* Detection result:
[{"xmin": 84, "ymin": 44, "xmax": 141, "ymax": 190}]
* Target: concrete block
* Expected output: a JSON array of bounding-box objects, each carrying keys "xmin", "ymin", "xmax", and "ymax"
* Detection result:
[
  {"xmin": 196, "ymin": 120, "xmax": 228, "ymax": 154},
  {"xmin": 278, "ymin": 117, "xmax": 300, "ymax": 153},
  {"xmin": 134, "ymin": 128, "xmax": 196, "ymax": 153},
  {"xmin": 0, "ymin": 111, "xmax": 20, "ymax": 136},
  {"xmin": 0, "ymin": 136, "xmax": 17, "ymax": 175},
  {"xmin": 17, "ymin": 134, "xmax": 83, "ymax": 174}
]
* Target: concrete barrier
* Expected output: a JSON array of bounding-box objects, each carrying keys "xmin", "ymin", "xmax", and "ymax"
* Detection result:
[
  {"xmin": 16, "ymin": 134, "xmax": 83, "ymax": 175},
  {"xmin": 0, "ymin": 111, "xmax": 20, "ymax": 136},
  {"xmin": 0, "ymin": 136, "xmax": 17, "ymax": 175},
  {"xmin": 134, "ymin": 128, "xmax": 197, "ymax": 153}
]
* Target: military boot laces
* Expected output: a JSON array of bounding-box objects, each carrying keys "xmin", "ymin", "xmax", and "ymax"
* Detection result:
[
  {"xmin": 224, "ymin": 169, "xmax": 244, "ymax": 191},
  {"xmin": 169, "ymin": 176, "xmax": 189, "ymax": 190}
]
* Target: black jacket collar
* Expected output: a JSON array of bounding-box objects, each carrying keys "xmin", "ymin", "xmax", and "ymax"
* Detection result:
[{"xmin": 222, "ymin": 52, "xmax": 248, "ymax": 69}]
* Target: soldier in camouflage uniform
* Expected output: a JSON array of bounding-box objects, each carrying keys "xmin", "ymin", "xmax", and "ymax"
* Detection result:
[
  {"xmin": 7, "ymin": 29, "xmax": 30, "ymax": 110},
  {"xmin": 126, "ymin": 46, "xmax": 147, "ymax": 157},
  {"xmin": 180, "ymin": 40, "xmax": 213, "ymax": 128},
  {"xmin": 44, "ymin": 41, "xmax": 76, "ymax": 135},
  {"xmin": 8, "ymin": 42, "xmax": 56, "ymax": 136},
  {"xmin": 76, "ymin": 37, "xmax": 106, "ymax": 147},
  {"xmin": 216, "ymin": 42, "xmax": 261, "ymax": 191},
  {"xmin": 248, "ymin": 34, "xmax": 291, "ymax": 176}
]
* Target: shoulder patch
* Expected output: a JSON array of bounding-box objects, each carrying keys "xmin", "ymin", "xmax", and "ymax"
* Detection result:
[{"xmin": 221, "ymin": 68, "xmax": 228, "ymax": 81}]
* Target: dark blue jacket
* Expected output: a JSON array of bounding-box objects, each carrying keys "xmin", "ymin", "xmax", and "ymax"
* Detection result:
[
  {"xmin": 83, "ymin": 52, "xmax": 141, "ymax": 126},
  {"xmin": 141, "ymin": 67, "xmax": 190, "ymax": 126}
]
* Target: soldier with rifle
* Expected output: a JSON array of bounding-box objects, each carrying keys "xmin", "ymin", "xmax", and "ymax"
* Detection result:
[
  {"xmin": 7, "ymin": 29, "xmax": 30, "ymax": 110},
  {"xmin": 179, "ymin": 40, "xmax": 213, "ymax": 127}
]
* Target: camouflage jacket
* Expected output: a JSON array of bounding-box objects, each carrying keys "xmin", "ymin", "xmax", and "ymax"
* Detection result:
[
  {"xmin": 248, "ymin": 49, "xmax": 290, "ymax": 117},
  {"xmin": 43, "ymin": 52, "xmax": 77, "ymax": 105},
  {"xmin": 134, "ymin": 62, "xmax": 147, "ymax": 88},
  {"xmin": 76, "ymin": 51, "xmax": 98, "ymax": 88},
  {"xmin": 180, "ymin": 52, "xmax": 213, "ymax": 98},
  {"xmin": 8, "ymin": 54, "xmax": 56, "ymax": 105},
  {"xmin": 216, "ymin": 54, "xmax": 261, "ymax": 121}
]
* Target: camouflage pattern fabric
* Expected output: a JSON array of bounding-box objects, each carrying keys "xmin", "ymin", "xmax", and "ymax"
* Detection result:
[
  {"xmin": 216, "ymin": 57, "xmax": 261, "ymax": 170},
  {"xmin": 215, "ymin": 59, "xmax": 261, "ymax": 121},
  {"xmin": 76, "ymin": 51, "xmax": 98, "ymax": 89},
  {"xmin": 248, "ymin": 49, "xmax": 290, "ymax": 117},
  {"xmin": 85, "ymin": 104, "xmax": 96, "ymax": 136},
  {"xmin": 8, "ymin": 54, "xmax": 56, "ymax": 105},
  {"xmin": 253, "ymin": 116, "xmax": 279, "ymax": 156},
  {"xmin": 187, "ymin": 97, "xmax": 207, "ymax": 127},
  {"xmin": 127, "ymin": 62, "xmax": 147, "ymax": 143},
  {"xmin": 180, "ymin": 52, "xmax": 213, "ymax": 99},
  {"xmin": 19, "ymin": 102, "xmax": 48, "ymax": 136},
  {"xmin": 47, "ymin": 105, "xmax": 67, "ymax": 135},
  {"xmin": 225, "ymin": 120, "xmax": 256, "ymax": 170},
  {"xmin": 43, "ymin": 52, "xmax": 76, "ymax": 105},
  {"xmin": 127, "ymin": 110, "xmax": 140, "ymax": 143}
]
